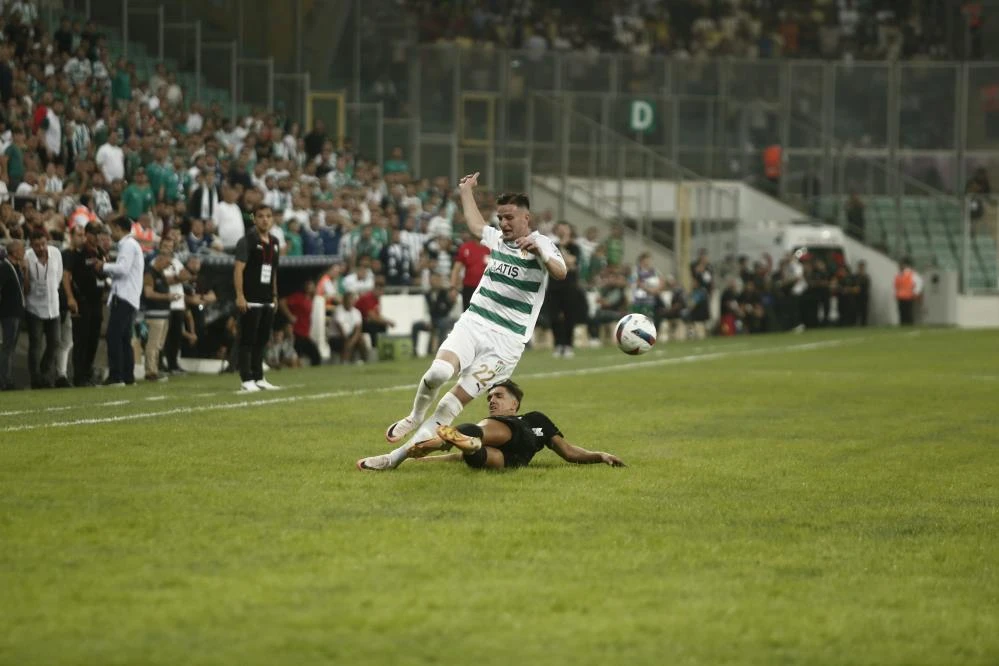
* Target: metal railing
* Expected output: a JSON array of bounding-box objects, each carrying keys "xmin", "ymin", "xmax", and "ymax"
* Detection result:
[
  {"xmin": 112, "ymin": 1, "xmax": 311, "ymax": 124},
  {"xmin": 527, "ymin": 93, "xmax": 741, "ymax": 272}
]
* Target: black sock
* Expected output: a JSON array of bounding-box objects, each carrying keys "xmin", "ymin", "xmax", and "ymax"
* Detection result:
[
  {"xmin": 456, "ymin": 423, "xmax": 484, "ymax": 438},
  {"xmin": 463, "ymin": 447, "xmax": 488, "ymax": 469}
]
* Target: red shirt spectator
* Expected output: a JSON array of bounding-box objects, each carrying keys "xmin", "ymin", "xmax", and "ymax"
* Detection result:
[
  {"xmin": 279, "ymin": 280, "xmax": 322, "ymax": 366},
  {"xmin": 355, "ymin": 279, "xmax": 395, "ymax": 348},
  {"xmin": 355, "ymin": 290, "xmax": 379, "ymax": 321},
  {"xmin": 453, "ymin": 238, "xmax": 490, "ymax": 310},
  {"xmin": 455, "ymin": 239, "xmax": 489, "ymax": 286},
  {"xmin": 32, "ymin": 103, "xmax": 48, "ymax": 133},
  {"xmin": 284, "ymin": 290, "xmax": 313, "ymax": 339}
]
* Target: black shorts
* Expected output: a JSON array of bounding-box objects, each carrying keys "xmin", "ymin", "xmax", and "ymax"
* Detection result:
[{"xmin": 486, "ymin": 415, "xmax": 539, "ymax": 469}]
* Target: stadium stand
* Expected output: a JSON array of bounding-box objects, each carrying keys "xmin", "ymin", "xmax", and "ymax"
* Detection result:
[
  {"xmin": 409, "ymin": 0, "xmax": 970, "ymax": 61},
  {"xmin": 2, "ymin": 0, "xmax": 995, "ymax": 389}
]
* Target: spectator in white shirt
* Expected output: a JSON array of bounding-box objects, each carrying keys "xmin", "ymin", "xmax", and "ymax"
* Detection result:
[
  {"xmin": 270, "ymin": 126, "xmax": 289, "ymax": 160},
  {"xmin": 186, "ymin": 103, "xmax": 204, "ymax": 134},
  {"xmin": 95, "ymin": 132, "xmax": 125, "ymax": 183},
  {"xmin": 400, "ymin": 183, "xmax": 422, "ymax": 212},
  {"xmin": 400, "ymin": 215, "xmax": 428, "ymax": 265},
  {"xmin": 10, "ymin": 0, "xmax": 38, "ymax": 24},
  {"xmin": 165, "ymin": 73, "xmax": 183, "ymax": 107},
  {"xmin": 282, "ymin": 123, "xmax": 299, "ymax": 161},
  {"xmin": 426, "ymin": 205, "xmax": 452, "ymax": 239},
  {"xmin": 148, "ymin": 63, "xmax": 168, "ymax": 96},
  {"xmin": 213, "ymin": 185, "xmax": 246, "ymax": 250},
  {"xmin": 96, "ymin": 217, "xmax": 145, "ymax": 386},
  {"xmin": 41, "ymin": 99, "xmax": 64, "ymax": 165},
  {"xmin": 282, "ymin": 194, "xmax": 310, "ymax": 228},
  {"xmin": 146, "ymin": 86, "xmax": 162, "ymax": 113},
  {"xmin": 341, "ymin": 256, "xmax": 376, "ymax": 295},
  {"xmin": 23, "ymin": 230, "xmax": 63, "ymax": 388},
  {"xmin": 330, "ymin": 290, "xmax": 368, "ymax": 363},
  {"xmin": 41, "ymin": 162, "xmax": 63, "ymax": 193},
  {"xmin": 15, "ymin": 172, "xmax": 38, "ymax": 198},
  {"xmin": 64, "ymin": 46, "xmax": 93, "ymax": 86}
]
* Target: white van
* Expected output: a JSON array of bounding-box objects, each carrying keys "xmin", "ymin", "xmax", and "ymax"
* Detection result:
[{"xmin": 738, "ymin": 221, "xmax": 849, "ymax": 269}]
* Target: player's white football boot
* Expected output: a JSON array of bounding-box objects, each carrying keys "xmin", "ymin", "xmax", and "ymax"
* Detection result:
[
  {"xmin": 255, "ymin": 379, "xmax": 280, "ymax": 390},
  {"xmin": 385, "ymin": 415, "xmax": 418, "ymax": 443},
  {"xmin": 356, "ymin": 454, "xmax": 394, "ymax": 471},
  {"xmin": 240, "ymin": 380, "xmax": 261, "ymax": 392},
  {"xmin": 435, "ymin": 425, "xmax": 482, "ymax": 454}
]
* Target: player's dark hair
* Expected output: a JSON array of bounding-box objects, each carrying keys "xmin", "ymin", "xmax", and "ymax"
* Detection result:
[
  {"xmin": 110, "ymin": 216, "xmax": 131, "ymax": 232},
  {"xmin": 496, "ymin": 192, "xmax": 530, "ymax": 210},
  {"xmin": 29, "ymin": 229, "xmax": 47, "ymax": 242},
  {"xmin": 489, "ymin": 379, "xmax": 524, "ymax": 406}
]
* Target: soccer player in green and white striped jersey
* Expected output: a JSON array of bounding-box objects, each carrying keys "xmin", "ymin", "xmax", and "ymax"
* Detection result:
[{"xmin": 358, "ymin": 172, "xmax": 567, "ymax": 471}]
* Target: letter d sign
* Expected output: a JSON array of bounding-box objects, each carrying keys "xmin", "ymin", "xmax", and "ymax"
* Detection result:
[{"xmin": 629, "ymin": 100, "xmax": 654, "ymax": 133}]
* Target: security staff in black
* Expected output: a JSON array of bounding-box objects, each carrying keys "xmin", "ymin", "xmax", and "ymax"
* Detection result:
[
  {"xmin": 400, "ymin": 379, "xmax": 626, "ymax": 471},
  {"xmin": 234, "ymin": 205, "xmax": 280, "ymax": 392},
  {"xmin": 63, "ymin": 222, "xmax": 107, "ymax": 386}
]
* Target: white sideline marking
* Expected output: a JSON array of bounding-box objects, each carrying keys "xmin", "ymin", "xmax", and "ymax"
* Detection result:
[
  {"xmin": 2, "ymin": 339, "xmax": 857, "ymax": 433},
  {"xmin": 0, "ymin": 383, "xmax": 305, "ymax": 418},
  {"xmin": 0, "ymin": 404, "xmax": 76, "ymax": 417}
]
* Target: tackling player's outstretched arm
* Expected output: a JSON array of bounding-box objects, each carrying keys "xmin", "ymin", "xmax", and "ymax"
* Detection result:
[
  {"xmin": 458, "ymin": 172, "xmax": 487, "ymax": 239},
  {"xmin": 549, "ymin": 434, "xmax": 626, "ymax": 467}
]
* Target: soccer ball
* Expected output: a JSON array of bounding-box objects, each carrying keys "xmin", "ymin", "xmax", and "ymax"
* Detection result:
[{"xmin": 615, "ymin": 313, "xmax": 657, "ymax": 355}]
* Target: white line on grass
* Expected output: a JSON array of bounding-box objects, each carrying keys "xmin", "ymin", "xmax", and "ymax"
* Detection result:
[
  {"xmin": 3, "ymin": 338, "xmax": 859, "ymax": 434},
  {"xmin": 0, "ymin": 383, "xmax": 308, "ymax": 418},
  {"xmin": 0, "ymin": 404, "xmax": 76, "ymax": 417}
]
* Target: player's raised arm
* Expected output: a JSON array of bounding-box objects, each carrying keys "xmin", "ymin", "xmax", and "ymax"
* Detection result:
[
  {"xmin": 458, "ymin": 172, "xmax": 487, "ymax": 239},
  {"xmin": 549, "ymin": 434, "xmax": 626, "ymax": 467}
]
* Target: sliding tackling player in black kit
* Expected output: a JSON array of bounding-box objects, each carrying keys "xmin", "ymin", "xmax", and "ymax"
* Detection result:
[{"xmin": 397, "ymin": 379, "xmax": 625, "ymax": 470}]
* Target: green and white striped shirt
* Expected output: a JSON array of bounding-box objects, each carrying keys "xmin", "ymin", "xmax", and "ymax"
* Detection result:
[
  {"xmin": 70, "ymin": 122, "xmax": 90, "ymax": 160},
  {"xmin": 466, "ymin": 226, "xmax": 563, "ymax": 343}
]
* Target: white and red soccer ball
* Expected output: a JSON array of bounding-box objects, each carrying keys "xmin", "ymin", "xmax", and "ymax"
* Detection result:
[{"xmin": 615, "ymin": 314, "xmax": 657, "ymax": 355}]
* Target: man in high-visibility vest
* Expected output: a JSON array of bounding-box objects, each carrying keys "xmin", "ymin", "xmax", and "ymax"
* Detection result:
[
  {"xmin": 763, "ymin": 144, "xmax": 782, "ymax": 196},
  {"xmin": 894, "ymin": 258, "xmax": 923, "ymax": 326},
  {"xmin": 68, "ymin": 194, "xmax": 98, "ymax": 230}
]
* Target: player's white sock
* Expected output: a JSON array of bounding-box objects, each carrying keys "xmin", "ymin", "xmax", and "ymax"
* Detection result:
[
  {"xmin": 387, "ymin": 392, "xmax": 465, "ymax": 468},
  {"xmin": 425, "ymin": 391, "xmax": 465, "ymax": 435},
  {"xmin": 409, "ymin": 359, "xmax": 455, "ymax": 422}
]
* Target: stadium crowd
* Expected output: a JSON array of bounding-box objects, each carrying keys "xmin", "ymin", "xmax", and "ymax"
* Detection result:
[
  {"xmin": 410, "ymin": 0, "xmax": 981, "ymax": 61},
  {"xmin": 0, "ymin": 5, "xmax": 878, "ymax": 391},
  {"xmin": 534, "ymin": 233, "xmax": 872, "ymax": 359}
]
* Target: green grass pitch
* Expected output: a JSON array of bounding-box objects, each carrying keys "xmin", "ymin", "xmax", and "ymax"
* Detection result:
[{"xmin": 1, "ymin": 328, "xmax": 998, "ymax": 665}]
